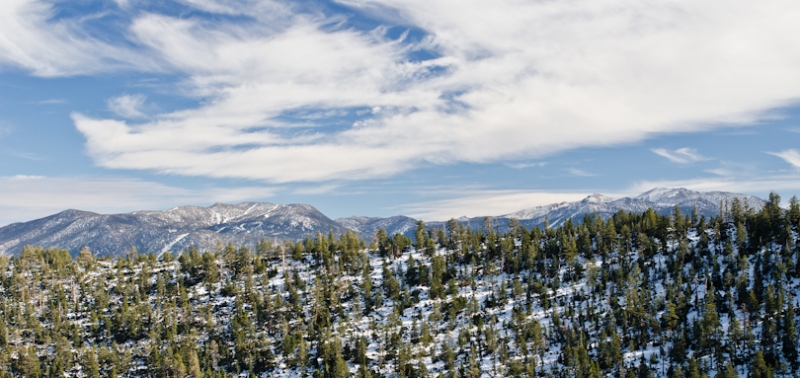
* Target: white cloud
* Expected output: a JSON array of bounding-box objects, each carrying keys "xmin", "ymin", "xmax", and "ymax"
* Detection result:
[
  {"xmin": 402, "ymin": 190, "xmax": 595, "ymax": 221},
  {"xmin": 176, "ymin": 0, "xmax": 283, "ymax": 16},
  {"xmin": 629, "ymin": 175, "xmax": 800, "ymax": 198},
  {"xmin": 406, "ymin": 173, "xmax": 800, "ymax": 221},
  {"xmin": 37, "ymin": 98, "xmax": 67, "ymax": 105},
  {"xmin": 107, "ymin": 94, "xmax": 147, "ymax": 118},
  {"xmin": 568, "ymin": 168, "xmax": 596, "ymax": 177},
  {"xmin": 631, "ymin": 149, "xmax": 800, "ymax": 199},
  {"xmin": 652, "ymin": 148, "xmax": 708, "ymax": 164},
  {"xmin": 4, "ymin": 0, "xmax": 800, "ymax": 182},
  {"xmin": 705, "ymin": 168, "xmax": 733, "ymax": 176},
  {"xmin": 10, "ymin": 151, "xmax": 45, "ymax": 161},
  {"xmin": 768, "ymin": 149, "xmax": 800, "ymax": 169},
  {"xmin": 7, "ymin": 174, "xmax": 45, "ymax": 180},
  {"xmin": 402, "ymin": 166, "xmax": 800, "ymax": 220},
  {"xmin": 292, "ymin": 184, "xmax": 341, "ymax": 195},
  {"xmin": 506, "ymin": 162, "xmax": 546, "ymax": 169},
  {"xmin": 0, "ymin": 176, "xmax": 275, "ymax": 226},
  {"xmin": 0, "ymin": 0, "xmax": 159, "ymax": 76}
]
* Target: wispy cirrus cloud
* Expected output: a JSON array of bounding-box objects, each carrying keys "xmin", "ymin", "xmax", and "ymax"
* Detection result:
[
  {"xmin": 568, "ymin": 167, "xmax": 596, "ymax": 177},
  {"xmin": 768, "ymin": 149, "xmax": 800, "ymax": 169},
  {"xmin": 506, "ymin": 162, "xmax": 547, "ymax": 169},
  {"xmin": 10, "ymin": 151, "xmax": 46, "ymax": 161},
  {"xmin": 652, "ymin": 148, "xmax": 708, "ymax": 164},
  {"xmin": 37, "ymin": 98, "xmax": 67, "ymax": 105},
  {"xmin": 0, "ymin": 0, "xmax": 159, "ymax": 76},
  {"xmin": 4, "ymin": 0, "xmax": 800, "ymax": 183},
  {"xmin": 292, "ymin": 184, "xmax": 341, "ymax": 195}
]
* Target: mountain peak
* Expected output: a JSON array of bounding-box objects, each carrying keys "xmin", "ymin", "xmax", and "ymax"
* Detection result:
[
  {"xmin": 0, "ymin": 188, "xmax": 768, "ymax": 257},
  {"xmin": 50, "ymin": 208, "xmax": 98, "ymax": 217},
  {"xmin": 0, "ymin": 202, "xmax": 343, "ymax": 256},
  {"xmin": 582, "ymin": 193, "xmax": 615, "ymax": 203},
  {"xmin": 635, "ymin": 187, "xmax": 694, "ymax": 202}
]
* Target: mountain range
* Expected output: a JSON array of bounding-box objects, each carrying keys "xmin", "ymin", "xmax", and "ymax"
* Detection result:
[{"xmin": 0, "ymin": 187, "xmax": 765, "ymax": 256}]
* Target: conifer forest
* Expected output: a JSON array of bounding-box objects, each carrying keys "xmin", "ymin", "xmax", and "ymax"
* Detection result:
[{"xmin": 1, "ymin": 193, "xmax": 799, "ymax": 378}]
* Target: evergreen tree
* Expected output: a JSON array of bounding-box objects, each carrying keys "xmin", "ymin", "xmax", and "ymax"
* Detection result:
[
  {"xmin": 0, "ymin": 193, "xmax": 798, "ymax": 378},
  {"xmin": 721, "ymin": 361, "xmax": 737, "ymax": 378},
  {"xmin": 782, "ymin": 301, "xmax": 798, "ymax": 370},
  {"xmin": 16, "ymin": 346, "xmax": 42, "ymax": 378},
  {"xmin": 85, "ymin": 348, "xmax": 100, "ymax": 378},
  {"xmin": 750, "ymin": 351, "xmax": 773, "ymax": 378}
]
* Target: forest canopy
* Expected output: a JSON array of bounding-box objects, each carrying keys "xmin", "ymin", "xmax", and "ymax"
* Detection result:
[{"xmin": 0, "ymin": 193, "xmax": 798, "ymax": 377}]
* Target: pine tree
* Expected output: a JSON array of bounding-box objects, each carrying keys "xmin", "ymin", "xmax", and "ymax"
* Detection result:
[
  {"xmin": 685, "ymin": 357, "xmax": 705, "ymax": 378},
  {"xmin": 721, "ymin": 361, "xmax": 737, "ymax": 378},
  {"xmin": 415, "ymin": 220, "xmax": 427, "ymax": 251},
  {"xmin": 333, "ymin": 354, "xmax": 350, "ymax": 378},
  {"xmin": 382, "ymin": 261, "xmax": 400, "ymax": 301},
  {"xmin": 85, "ymin": 348, "xmax": 100, "ymax": 378},
  {"xmin": 700, "ymin": 285, "xmax": 720, "ymax": 355},
  {"xmin": 357, "ymin": 363, "xmax": 372, "ymax": 378},
  {"xmin": 750, "ymin": 351, "xmax": 773, "ymax": 378},
  {"xmin": 669, "ymin": 366, "xmax": 683, "ymax": 378},
  {"xmin": 17, "ymin": 346, "xmax": 42, "ymax": 378},
  {"xmin": 186, "ymin": 349, "xmax": 203, "ymax": 378},
  {"xmin": 171, "ymin": 348, "xmax": 187, "ymax": 378},
  {"xmin": 782, "ymin": 301, "xmax": 798, "ymax": 370},
  {"xmin": 0, "ymin": 319, "xmax": 6, "ymax": 348}
]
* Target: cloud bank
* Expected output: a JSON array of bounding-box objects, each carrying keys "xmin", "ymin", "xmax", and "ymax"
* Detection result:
[
  {"xmin": 403, "ymin": 190, "xmax": 594, "ymax": 221},
  {"xmin": 4, "ymin": 0, "xmax": 800, "ymax": 182},
  {"xmin": 0, "ymin": 175, "xmax": 274, "ymax": 226}
]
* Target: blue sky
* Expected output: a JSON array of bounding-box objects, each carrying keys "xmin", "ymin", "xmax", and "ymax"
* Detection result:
[{"xmin": 1, "ymin": 0, "xmax": 799, "ymax": 225}]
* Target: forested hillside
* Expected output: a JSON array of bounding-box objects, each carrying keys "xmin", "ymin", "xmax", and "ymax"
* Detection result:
[{"xmin": 0, "ymin": 193, "xmax": 798, "ymax": 378}]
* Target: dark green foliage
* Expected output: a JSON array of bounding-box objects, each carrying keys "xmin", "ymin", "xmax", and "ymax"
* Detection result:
[
  {"xmin": 751, "ymin": 351, "xmax": 773, "ymax": 378},
  {"xmin": 0, "ymin": 193, "xmax": 798, "ymax": 377}
]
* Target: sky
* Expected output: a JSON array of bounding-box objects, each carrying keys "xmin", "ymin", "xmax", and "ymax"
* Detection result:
[{"xmin": 1, "ymin": 0, "xmax": 800, "ymax": 225}]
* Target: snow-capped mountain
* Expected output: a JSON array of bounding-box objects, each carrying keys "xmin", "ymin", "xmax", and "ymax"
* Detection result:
[
  {"xmin": 0, "ymin": 202, "xmax": 347, "ymax": 257},
  {"xmin": 634, "ymin": 187, "xmax": 765, "ymax": 210},
  {"xmin": 424, "ymin": 187, "xmax": 766, "ymax": 233},
  {"xmin": 0, "ymin": 188, "xmax": 768, "ymax": 256},
  {"xmin": 500, "ymin": 187, "xmax": 765, "ymax": 228},
  {"xmin": 1, "ymin": 187, "xmax": 793, "ymax": 378},
  {"xmin": 501, "ymin": 193, "xmax": 616, "ymax": 222}
]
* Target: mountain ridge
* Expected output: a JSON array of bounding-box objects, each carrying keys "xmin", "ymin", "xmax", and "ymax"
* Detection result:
[
  {"xmin": 0, "ymin": 202, "xmax": 348, "ymax": 257},
  {"xmin": 0, "ymin": 187, "xmax": 768, "ymax": 256}
]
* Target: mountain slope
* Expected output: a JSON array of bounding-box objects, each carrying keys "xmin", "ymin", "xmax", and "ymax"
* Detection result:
[
  {"xmin": 0, "ymin": 202, "xmax": 346, "ymax": 257},
  {"xmin": 1, "ymin": 194, "xmax": 796, "ymax": 378},
  {"xmin": 427, "ymin": 187, "xmax": 766, "ymax": 233},
  {"xmin": 0, "ymin": 188, "xmax": 768, "ymax": 256}
]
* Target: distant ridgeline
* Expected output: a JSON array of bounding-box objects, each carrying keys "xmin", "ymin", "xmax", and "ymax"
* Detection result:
[
  {"xmin": 0, "ymin": 188, "xmax": 767, "ymax": 257},
  {"xmin": 0, "ymin": 192, "xmax": 797, "ymax": 377}
]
